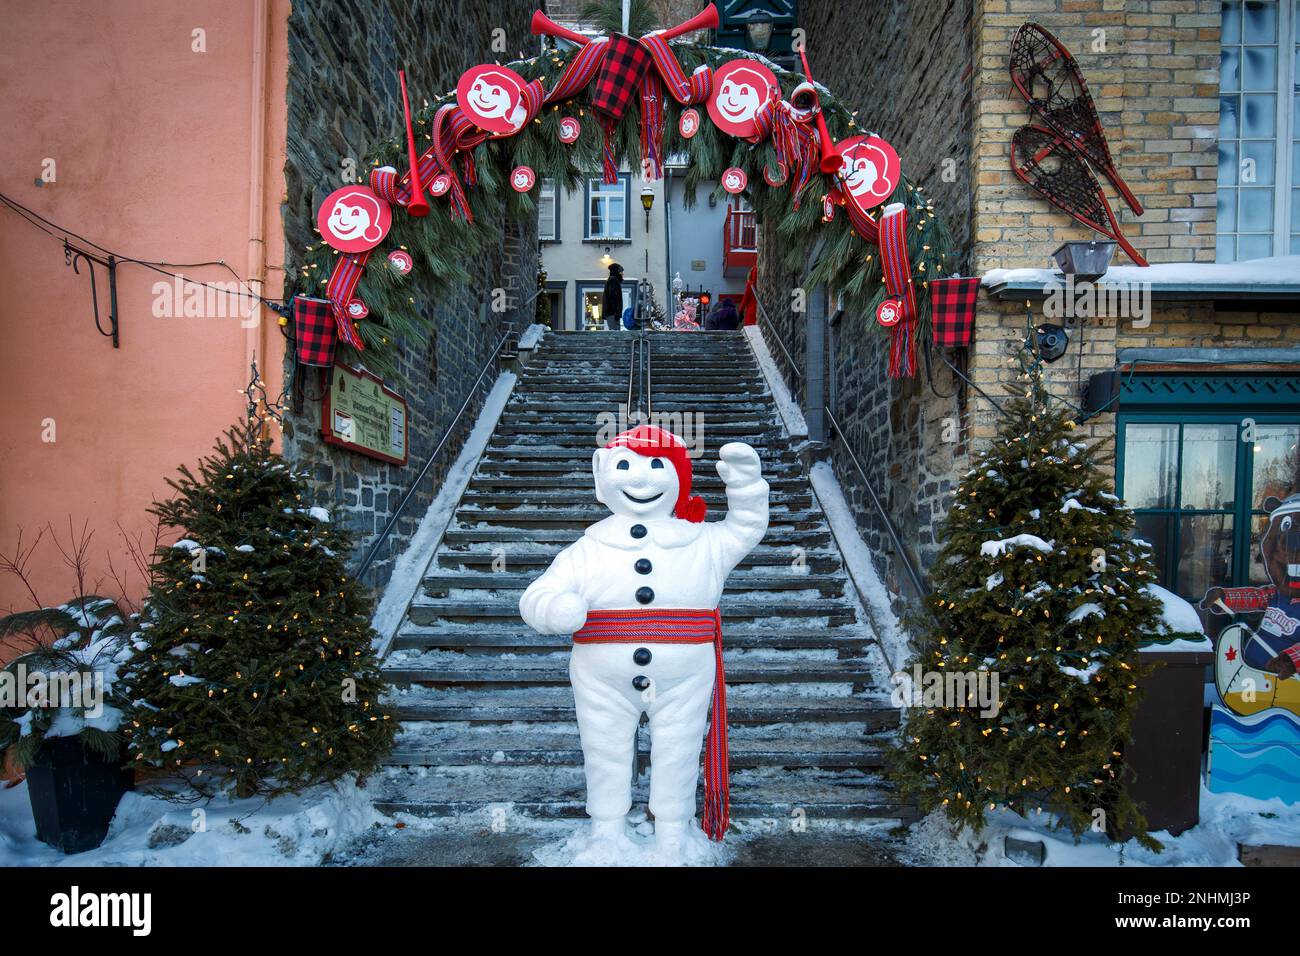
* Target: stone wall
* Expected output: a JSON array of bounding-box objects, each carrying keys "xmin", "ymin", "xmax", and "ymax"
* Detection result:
[
  {"xmin": 281, "ymin": 0, "xmax": 538, "ymax": 589},
  {"xmin": 754, "ymin": 0, "xmax": 976, "ymax": 598}
]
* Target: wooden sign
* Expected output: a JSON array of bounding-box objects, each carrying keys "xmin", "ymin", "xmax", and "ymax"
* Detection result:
[{"xmin": 321, "ymin": 364, "xmax": 409, "ymax": 465}]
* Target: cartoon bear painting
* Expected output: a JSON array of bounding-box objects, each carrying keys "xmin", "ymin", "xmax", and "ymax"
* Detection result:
[{"xmin": 1203, "ymin": 492, "xmax": 1300, "ymax": 803}]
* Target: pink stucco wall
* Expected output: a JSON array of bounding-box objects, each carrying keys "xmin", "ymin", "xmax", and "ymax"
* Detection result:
[{"xmin": 0, "ymin": 0, "xmax": 290, "ymax": 625}]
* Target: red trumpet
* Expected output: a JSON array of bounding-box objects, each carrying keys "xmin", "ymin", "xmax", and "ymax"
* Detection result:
[
  {"xmin": 798, "ymin": 48, "xmax": 844, "ymax": 175},
  {"xmin": 530, "ymin": 3, "xmax": 719, "ymax": 43},
  {"xmin": 398, "ymin": 70, "xmax": 429, "ymax": 217}
]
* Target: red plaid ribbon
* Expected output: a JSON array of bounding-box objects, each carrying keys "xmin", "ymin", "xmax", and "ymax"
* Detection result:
[
  {"xmin": 929, "ymin": 276, "xmax": 981, "ymax": 348},
  {"xmin": 573, "ymin": 607, "xmax": 730, "ymax": 841},
  {"xmin": 591, "ymin": 35, "xmax": 654, "ymax": 183},
  {"xmin": 292, "ymin": 296, "xmax": 338, "ymax": 367},
  {"xmin": 879, "ymin": 203, "xmax": 918, "ymax": 378}
]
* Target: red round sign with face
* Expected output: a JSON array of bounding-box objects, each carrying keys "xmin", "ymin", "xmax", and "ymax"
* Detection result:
[
  {"xmin": 678, "ymin": 108, "xmax": 700, "ymax": 139},
  {"xmin": 457, "ymin": 64, "xmax": 529, "ymax": 135},
  {"xmin": 510, "ymin": 166, "xmax": 536, "ymax": 193},
  {"xmin": 721, "ymin": 167, "xmax": 748, "ymax": 194},
  {"xmin": 836, "ymin": 134, "xmax": 902, "ymax": 210},
  {"xmin": 707, "ymin": 60, "xmax": 779, "ymax": 139},
  {"xmin": 346, "ymin": 298, "xmax": 369, "ymax": 320},
  {"xmin": 316, "ymin": 185, "xmax": 392, "ymax": 253},
  {"xmin": 558, "ymin": 117, "xmax": 581, "ymax": 143},
  {"xmin": 387, "ymin": 249, "xmax": 414, "ymax": 275},
  {"xmin": 876, "ymin": 297, "xmax": 903, "ymax": 327},
  {"xmin": 428, "ymin": 174, "xmax": 452, "ymax": 197}
]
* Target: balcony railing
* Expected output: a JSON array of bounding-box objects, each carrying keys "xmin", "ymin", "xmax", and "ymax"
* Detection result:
[{"xmin": 723, "ymin": 208, "xmax": 757, "ymax": 273}]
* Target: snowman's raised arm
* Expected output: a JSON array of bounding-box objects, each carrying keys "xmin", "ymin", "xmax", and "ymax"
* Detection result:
[
  {"xmin": 520, "ymin": 542, "xmax": 590, "ymax": 635},
  {"xmin": 709, "ymin": 442, "xmax": 769, "ymax": 573}
]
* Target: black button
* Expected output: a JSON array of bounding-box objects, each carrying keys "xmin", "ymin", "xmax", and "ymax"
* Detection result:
[
  {"xmin": 632, "ymin": 675, "xmax": 651, "ymax": 691},
  {"xmin": 630, "ymin": 524, "xmax": 647, "ymax": 539},
  {"xmin": 635, "ymin": 587, "xmax": 654, "ymax": 604},
  {"xmin": 633, "ymin": 647, "xmax": 652, "ymax": 666},
  {"xmin": 634, "ymin": 558, "xmax": 652, "ymax": 575}
]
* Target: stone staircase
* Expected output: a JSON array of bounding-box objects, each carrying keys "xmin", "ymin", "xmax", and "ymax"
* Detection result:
[{"xmin": 374, "ymin": 330, "xmax": 913, "ymax": 826}]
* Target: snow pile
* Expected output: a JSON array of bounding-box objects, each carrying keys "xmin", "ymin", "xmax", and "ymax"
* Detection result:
[
  {"xmin": 0, "ymin": 776, "xmax": 382, "ymax": 867},
  {"xmin": 807, "ymin": 461, "xmax": 908, "ymax": 672},
  {"xmin": 744, "ymin": 325, "xmax": 809, "ymax": 438},
  {"xmin": 1141, "ymin": 584, "xmax": 1210, "ymax": 652},
  {"xmin": 983, "ymin": 255, "xmax": 1300, "ymax": 290},
  {"xmin": 980, "ymin": 534, "xmax": 1054, "ymax": 558},
  {"xmin": 516, "ymin": 323, "xmax": 548, "ymax": 351},
  {"xmin": 530, "ymin": 811, "xmax": 731, "ymax": 867},
  {"xmin": 901, "ymin": 785, "xmax": 1300, "ymax": 867},
  {"xmin": 371, "ymin": 371, "xmax": 518, "ymax": 653}
]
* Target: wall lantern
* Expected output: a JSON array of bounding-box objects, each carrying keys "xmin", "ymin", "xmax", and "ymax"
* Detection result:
[
  {"xmin": 1052, "ymin": 240, "xmax": 1116, "ymax": 283},
  {"xmin": 641, "ymin": 185, "xmax": 655, "ymax": 232},
  {"xmin": 745, "ymin": 10, "xmax": 774, "ymax": 51}
]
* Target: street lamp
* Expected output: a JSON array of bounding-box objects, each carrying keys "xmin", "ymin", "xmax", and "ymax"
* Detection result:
[
  {"xmin": 640, "ymin": 184, "xmax": 655, "ymax": 233},
  {"xmin": 745, "ymin": 9, "xmax": 773, "ymax": 51}
]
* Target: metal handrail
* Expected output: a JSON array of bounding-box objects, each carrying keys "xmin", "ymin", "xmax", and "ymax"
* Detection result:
[
  {"xmin": 354, "ymin": 310, "xmax": 529, "ymax": 584},
  {"xmin": 627, "ymin": 331, "xmax": 652, "ymax": 419},
  {"xmin": 823, "ymin": 406, "xmax": 929, "ymax": 598},
  {"xmin": 749, "ymin": 292, "xmax": 803, "ymax": 384}
]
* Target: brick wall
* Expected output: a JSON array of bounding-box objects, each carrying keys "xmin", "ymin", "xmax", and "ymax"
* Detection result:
[{"xmin": 281, "ymin": 0, "xmax": 538, "ymax": 589}]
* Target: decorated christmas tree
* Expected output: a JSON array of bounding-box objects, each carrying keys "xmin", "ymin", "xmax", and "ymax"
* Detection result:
[
  {"xmin": 894, "ymin": 345, "xmax": 1164, "ymax": 848},
  {"xmin": 123, "ymin": 419, "xmax": 395, "ymax": 798}
]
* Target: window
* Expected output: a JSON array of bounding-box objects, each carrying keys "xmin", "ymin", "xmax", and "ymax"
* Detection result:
[
  {"xmin": 585, "ymin": 175, "xmax": 629, "ymax": 239},
  {"xmin": 1216, "ymin": 0, "xmax": 1299, "ymax": 260},
  {"xmin": 538, "ymin": 179, "xmax": 558, "ymax": 241},
  {"xmin": 1116, "ymin": 375, "xmax": 1300, "ymax": 602}
]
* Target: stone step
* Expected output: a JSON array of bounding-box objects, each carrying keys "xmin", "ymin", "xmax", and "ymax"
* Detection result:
[
  {"xmin": 458, "ymin": 490, "xmax": 813, "ymax": 509},
  {"xmin": 480, "ymin": 444, "xmax": 796, "ymax": 460},
  {"xmin": 384, "ymin": 685, "xmax": 900, "ymax": 728},
  {"xmin": 369, "ymin": 765, "xmax": 917, "ymax": 821},
  {"xmin": 404, "ymin": 600, "xmax": 858, "ymax": 628},
  {"xmin": 433, "ymin": 547, "xmax": 843, "ymax": 573},
  {"xmin": 419, "ymin": 570, "xmax": 842, "ymax": 595},
  {"xmin": 383, "ymin": 721, "xmax": 892, "ymax": 769},
  {"xmin": 381, "ymin": 651, "xmax": 878, "ymax": 685},
  {"xmin": 392, "ymin": 623, "xmax": 866, "ymax": 652},
  {"xmin": 439, "ymin": 527, "xmax": 833, "ymax": 548},
  {"xmin": 452, "ymin": 507, "xmax": 826, "ymax": 526},
  {"xmin": 467, "ymin": 473, "xmax": 806, "ymax": 490}
]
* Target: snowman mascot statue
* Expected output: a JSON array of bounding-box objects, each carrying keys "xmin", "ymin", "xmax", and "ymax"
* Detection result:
[{"xmin": 519, "ymin": 424, "xmax": 768, "ymax": 858}]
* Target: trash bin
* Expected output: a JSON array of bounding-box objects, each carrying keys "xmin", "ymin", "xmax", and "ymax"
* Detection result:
[{"xmin": 1122, "ymin": 647, "xmax": 1212, "ymax": 837}]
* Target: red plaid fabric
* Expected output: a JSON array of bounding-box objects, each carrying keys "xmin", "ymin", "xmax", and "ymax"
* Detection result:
[
  {"xmin": 591, "ymin": 34, "xmax": 653, "ymax": 183},
  {"xmin": 1218, "ymin": 585, "xmax": 1277, "ymax": 613},
  {"xmin": 929, "ymin": 276, "xmax": 981, "ymax": 348},
  {"xmin": 292, "ymin": 296, "xmax": 337, "ymax": 367}
]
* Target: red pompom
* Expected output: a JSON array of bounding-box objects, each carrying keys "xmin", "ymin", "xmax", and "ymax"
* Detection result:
[{"xmin": 676, "ymin": 495, "xmax": 707, "ymax": 523}]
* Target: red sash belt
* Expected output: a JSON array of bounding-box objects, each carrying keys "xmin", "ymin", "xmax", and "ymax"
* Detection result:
[{"xmin": 573, "ymin": 607, "xmax": 729, "ymax": 840}]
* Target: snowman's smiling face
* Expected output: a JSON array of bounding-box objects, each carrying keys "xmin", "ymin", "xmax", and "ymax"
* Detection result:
[
  {"xmin": 717, "ymin": 71, "xmax": 765, "ymax": 123},
  {"xmin": 469, "ymin": 74, "xmax": 514, "ymax": 119},
  {"xmin": 593, "ymin": 448, "xmax": 679, "ymax": 520},
  {"xmin": 328, "ymin": 201, "xmax": 372, "ymax": 240},
  {"xmin": 841, "ymin": 151, "xmax": 879, "ymax": 197}
]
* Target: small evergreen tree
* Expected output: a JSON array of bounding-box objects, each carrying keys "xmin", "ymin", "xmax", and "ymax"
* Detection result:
[
  {"xmin": 894, "ymin": 351, "xmax": 1163, "ymax": 848},
  {"xmin": 123, "ymin": 420, "xmax": 395, "ymax": 798}
]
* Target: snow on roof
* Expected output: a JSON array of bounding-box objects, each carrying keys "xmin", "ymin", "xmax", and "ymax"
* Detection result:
[{"xmin": 983, "ymin": 254, "xmax": 1300, "ymax": 298}]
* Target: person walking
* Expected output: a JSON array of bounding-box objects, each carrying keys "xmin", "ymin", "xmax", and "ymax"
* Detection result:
[
  {"xmin": 602, "ymin": 262, "xmax": 624, "ymax": 331},
  {"xmin": 706, "ymin": 296, "xmax": 740, "ymax": 331}
]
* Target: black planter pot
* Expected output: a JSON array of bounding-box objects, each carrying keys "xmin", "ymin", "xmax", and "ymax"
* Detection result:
[{"xmin": 25, "ymin": 736, "xmax": 133, "ymax": 854}]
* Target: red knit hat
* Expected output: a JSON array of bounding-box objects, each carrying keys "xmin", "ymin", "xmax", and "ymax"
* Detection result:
[{"xmin": 604, "ymin": 424, "xmax": 706, "ymax": 523}]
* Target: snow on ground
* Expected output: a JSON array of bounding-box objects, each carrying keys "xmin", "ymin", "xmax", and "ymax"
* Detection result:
[
  {"xmin": 808, "ymin": 461, "xmax": 909, "ymax": 674},
  {"xmin": 370, "ymin": 370, "xmax": 517, "ymax": 654},
  {"xmin": 0, "ymin": 775, "xmax": 381, "ymax": 867},
  {"xmin": 516, "ymin": 323, "xmax": 548, "ymax": 351},
  {"xmin": 901, "ymin": 784, "xmax": 1300, "ymax": 867},
  {"xmin": 744, "ymin": 325, "xmax": 808, "ymax": 438}
]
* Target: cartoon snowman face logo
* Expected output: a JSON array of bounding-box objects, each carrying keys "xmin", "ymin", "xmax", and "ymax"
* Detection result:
[
  {"xmin": 835, "ymin": 135, "xmax": 902, "ymax": 210},
  {"xmin": 316, "ymin": 185, "xmax": 392, "ymax": 253},
  {"xmin": 457, "ymin": 64, "xmax": 529, "ymax": 135},
  {"xmin": 876, "ymin": 299, "xmax": 901, "ymax": 327},
  {"xmin": 428, "ymin": 174, "xmax": 451, "ymax": 197},
  {"xmin": 721, "ymin": 167, "xmax": 747, "ymax": 194},
  {"xmin": 510, "ymin": 166, "xmax": 536, "ymax": 193},
  {"xmin": 707, "ymin": 60, "xmax": 778, "ymax": 139},
  {"xmin": 559, "ymin": 117, "xmax": 581, "ymax": 143},
  {"xmin": 679, "ymin": 109, "xmax": 699, "ymax": 138}
]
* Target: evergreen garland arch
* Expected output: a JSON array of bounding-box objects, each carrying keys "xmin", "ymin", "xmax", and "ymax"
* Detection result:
[{"xmin": 295, "ymin": 13, "xmax": 955, "ymax": 382}]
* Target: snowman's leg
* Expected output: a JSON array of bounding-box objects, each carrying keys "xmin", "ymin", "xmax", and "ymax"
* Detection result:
[
  {"xmin": 645, "ymin": 654, "xmax": 716, "ymax": 826},
  {"xmin": 570, "ymin": 647, "xmax": 641, "ymax": 823}
]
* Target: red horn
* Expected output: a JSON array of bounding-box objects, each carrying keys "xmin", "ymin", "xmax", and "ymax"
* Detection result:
[
  {"xmin": 798, "ymin": 48, "xmax": 844, "ymax": 175},
  {"xmin": 399, "ymin": 70, "xmax": 429, "ymax": 217},
  {"xmin": 657, "ymin": 3, "xmax": 720, "ymax": 42},
  {"xmin": 531, "ymin": 10, "xmax": 592, "ymax": 45}
]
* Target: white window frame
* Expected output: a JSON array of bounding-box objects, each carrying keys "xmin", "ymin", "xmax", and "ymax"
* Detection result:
[
  {"xmin": 585, "ymin": 175, "xmax": 630, "ymax": 240},
  {"xmin": 538, "ymin": 179, "xmax": 558, "ymax": 241},
  {"xmin": 1216, "ymin": 0, "xmax": 1298, "ymax": 261}
]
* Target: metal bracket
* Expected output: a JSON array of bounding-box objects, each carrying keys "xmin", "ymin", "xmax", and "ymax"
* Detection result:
[{"xmin": 64, "ymin": 242, "xmax": 119, "ymax": 348}]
